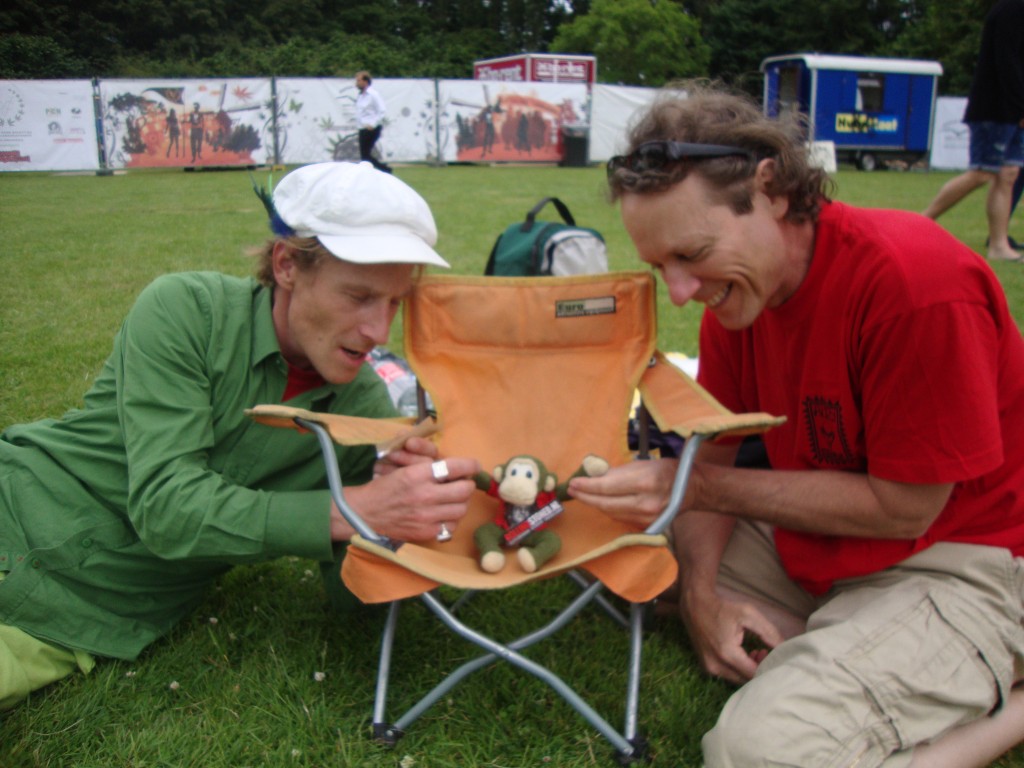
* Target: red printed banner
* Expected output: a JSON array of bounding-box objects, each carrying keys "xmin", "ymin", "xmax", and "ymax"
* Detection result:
[
  {"xmin": 440, "ymin": 81, "xmax": 589, "ymax": 164},
  {"xmin": 98, "ymin": 79, "xmax": 273, "ymax": 169}
]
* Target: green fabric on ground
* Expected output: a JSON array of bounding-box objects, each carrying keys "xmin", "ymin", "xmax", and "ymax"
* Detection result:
[{"xmin": 0, "ymin": 572, "xmax": 94, "ymax": 710}]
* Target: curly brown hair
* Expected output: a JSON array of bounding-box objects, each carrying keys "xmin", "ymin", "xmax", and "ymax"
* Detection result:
[{"xmin": 608, "ymin": 81, "xmax": 833, "ymax": 223}]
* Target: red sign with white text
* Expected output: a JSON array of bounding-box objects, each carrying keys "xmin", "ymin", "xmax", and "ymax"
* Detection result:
[{"xmin": 474, "ymin": 55, "xmax": 596, "ymax": 84}]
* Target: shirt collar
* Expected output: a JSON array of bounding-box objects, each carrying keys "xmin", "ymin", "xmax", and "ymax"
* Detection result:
[{"xmin": 252, "ymin": 283, "xmax": 283, "ymax": 367}]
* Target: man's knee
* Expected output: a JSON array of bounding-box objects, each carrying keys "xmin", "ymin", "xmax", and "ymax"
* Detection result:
[
  {"xmin": 701, "ymin": 673, "xmax": 900, "ymax": 768},
  {"xmin": 702, "ymin": 678, "xmax": 815, "ymax": 767},
  {"xmin": 996, "ymin": 164, "xmax": 1021, "ymax": 187},
  {"xmin": 700, "ymin": 683, "xmax": 820, "ymax": 768}
]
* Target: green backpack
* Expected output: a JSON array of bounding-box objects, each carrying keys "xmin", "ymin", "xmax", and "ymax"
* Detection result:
[{"xmin": 484, "ymin": 197, "xmax": 607, "ymax": 277}]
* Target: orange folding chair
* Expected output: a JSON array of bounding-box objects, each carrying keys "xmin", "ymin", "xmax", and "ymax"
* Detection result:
[{"xmin": 248, "ymin": 271, "xmax": 781, "ymax": 762}]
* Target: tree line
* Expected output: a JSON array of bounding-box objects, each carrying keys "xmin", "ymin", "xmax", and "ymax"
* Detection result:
[{"xmin": 0, "ymin": 0, "xmax": 989, "ymax": 96}]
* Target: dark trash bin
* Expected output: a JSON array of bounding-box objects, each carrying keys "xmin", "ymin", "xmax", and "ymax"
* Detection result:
[{"xmin": 561, "ymin": 125, "xmax": 589, "ymax": 167}]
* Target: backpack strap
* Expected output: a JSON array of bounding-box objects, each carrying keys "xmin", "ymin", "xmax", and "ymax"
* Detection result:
[
  {"xmin": 527, "ymin": 222, "xmax": 561, "ymax": 275},
  {"xmin": 520, "ymin": 197, "xmax": 576, "ymax": 232}
]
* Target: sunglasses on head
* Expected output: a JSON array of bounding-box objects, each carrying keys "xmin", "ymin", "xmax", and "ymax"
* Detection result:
[{"xmin": 607, "ymin": 141, "xmax": 754, "ymax": 177}]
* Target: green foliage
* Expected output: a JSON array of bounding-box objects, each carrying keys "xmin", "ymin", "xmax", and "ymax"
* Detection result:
[
  {"xmin": 0, "ymin": 33, "xmax": 89, "ymax": 78},
  {"xmin": 886, "ymin": 0, "xmax": 989, "ymax": 95},
  {"xmin": 551, "ymin": 0, "xmax": 710, "ymax": 86},
  {"xmin": 701, "ymin": 0, "xmax": 812, "ymax": 91},
  {"xmin": 0, "ymin": 0, "xmax": 990, "ymax": 97},
  {"xmin": 0, "ymin": 0, "xmax": 564, "ymax": 79},
  {"xmin": 702, "ymin": 0, "xmax": 922, "ymax": 92}
]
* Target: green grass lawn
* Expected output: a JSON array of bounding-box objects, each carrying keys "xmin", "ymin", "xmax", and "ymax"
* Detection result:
[{"xmin": 1, "ymin": 164, "xmax": 1022, "ymax": 767}]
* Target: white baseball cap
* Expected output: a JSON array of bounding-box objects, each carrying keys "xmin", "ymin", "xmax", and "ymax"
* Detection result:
[{"xmin": 272, "ymin": 161, "xmax": 450, "ymax": 268}]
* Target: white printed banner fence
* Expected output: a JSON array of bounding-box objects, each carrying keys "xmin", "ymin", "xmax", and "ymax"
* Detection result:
[
  {"xmin": 0, "ymin": 77, "xmax": 971, "ymax": 173},
  {"xmin": 928, "ymin": 96, "xmax": 969, "ymax": 171},
  {"xmin": 274, "ymin": 78, "xmax": 439, "ymax": 165},
  {"xmin": 589, "ymin": 84, "xmax": 659, "ymax": 164},
  {"xmin": 0, "ymin": 80, "xmax": 99, "ymax": 172}
]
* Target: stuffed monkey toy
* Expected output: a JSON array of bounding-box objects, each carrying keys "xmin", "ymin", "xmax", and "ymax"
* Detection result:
[{"xmin": 473, "ymin": 454, "xmax": 609, "ymax": 573}]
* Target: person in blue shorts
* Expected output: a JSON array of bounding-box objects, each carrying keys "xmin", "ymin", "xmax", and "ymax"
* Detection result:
[{"xmin": 923, "ymin": 0, "xmax": 1023, "ymax": 263}]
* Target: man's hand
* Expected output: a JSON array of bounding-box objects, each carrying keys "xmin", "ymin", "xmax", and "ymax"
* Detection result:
[
  {"xmin": 332, "ymin": 437, "xmax": 480, "ymax": 543},
  {"xmin": 680, "ymin": 586, "xmax": 789, "ymax": 685},
  {"xmin": 373, "ymin": 436, "xmax": 440, "ymax": 476},
  {"xmin": 568, "ymin": 458, "xmax": 683, "ymax": 527}
]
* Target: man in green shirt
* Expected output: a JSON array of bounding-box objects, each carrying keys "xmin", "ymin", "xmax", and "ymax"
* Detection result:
[{"xmin": 0, "ymin": 161, "xmax": 480, "ymax": 708}]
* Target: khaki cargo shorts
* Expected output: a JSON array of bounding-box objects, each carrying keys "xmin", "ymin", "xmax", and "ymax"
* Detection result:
[{"xmin": 703, "ymin": 521, "xmax": 1024, "ymax": 768}]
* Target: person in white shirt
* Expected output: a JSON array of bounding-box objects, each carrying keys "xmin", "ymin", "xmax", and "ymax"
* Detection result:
[{"xmin": 355, "ymin": 71, "xmax": 392, "ymax": 174}]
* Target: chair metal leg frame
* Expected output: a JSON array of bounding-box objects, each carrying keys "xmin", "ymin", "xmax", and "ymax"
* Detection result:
[
  {"xmin": 297, "ymin": 418, "xmax": 394, "ymax": 548},
  {"xmin": 373, "ymin": 435, "xmax": 706, "ymax": 757},
  {"xmin": 374, "ymin": 582, "xmax": 644, "ymax": 757},
  {"xmin": 566, "ymin": 569, "xmax": 630, "ymax": 629},
  {"xmin": 625, "ymin": 602, "xmax": 645, "ymax": 743},
  {"xmin": 647, "ymin": 432, "xmax": 706, "ymax": 536},
  {"xmin": 405, "ymin": 585, "xmax": 642, "ymax": 759},
  {"xmin": 448, "ymin": 588, "xmax": 478, "ymax": 614},
  {"xmin": 376, "ymin": 580, "xmax": 604, "ymax": 732},
  {"xmin": 451, "ymin": 573, "xmax": 628, "ymax": 628},
  {"xmin": 298, "ymin": 416, "xmax": 709, "ymax": 760},
  {"xmin": 371, "ymin": 601, "xmax": 402, "ymax": 742}
]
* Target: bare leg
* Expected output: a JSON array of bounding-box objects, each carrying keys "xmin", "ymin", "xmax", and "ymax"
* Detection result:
[
  {"xmin": 986, "ymin": 165, "xmax": 1023, "ymax": 261},
  {"xmin": 923, "ymin": 170, "xmax": 993, "ymax": 220},
  {"xmin": 908, "ymin": 683, "xmax": 1024, "ymax": 768}
]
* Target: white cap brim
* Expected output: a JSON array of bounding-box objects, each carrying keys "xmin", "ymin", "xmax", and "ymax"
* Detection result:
[{"xmin": 316, "ymin": 232, "xmax": 450, "ymax": 268}]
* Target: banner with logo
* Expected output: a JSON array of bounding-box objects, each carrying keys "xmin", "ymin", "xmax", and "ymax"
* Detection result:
[
  {"xmin": 274, "ymin": 78, "xmax": 437, "ymax": 165},
  {"xmin": 436, "ymin": 81, "xmax": 589, "ymax": 163},
  {"xmin": 929, "ymin": 96, "xmax": 969, "ymax": 170},
  {"xmin": 0, "ymin": 80, "xmax": 99, "ymax": 172},
  {"xmin": 97, "ymin": 78, "xmax": 273, "ymax": 169}
]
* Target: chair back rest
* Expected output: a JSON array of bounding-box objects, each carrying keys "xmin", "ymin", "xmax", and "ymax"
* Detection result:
[{"xmin": 404, "ymin": 272, "xmax": 657, "ymax": 477}]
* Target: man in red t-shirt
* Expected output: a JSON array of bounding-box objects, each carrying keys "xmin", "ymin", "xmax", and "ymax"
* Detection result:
[{"xmin": 571, "ymin": 84, "xmax": 1024, "ymax": 767}]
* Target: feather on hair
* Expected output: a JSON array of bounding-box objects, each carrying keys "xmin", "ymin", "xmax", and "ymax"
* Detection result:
[{"xmin": 250, "ymin": 172, "xmax": 296, "ymax": 237}]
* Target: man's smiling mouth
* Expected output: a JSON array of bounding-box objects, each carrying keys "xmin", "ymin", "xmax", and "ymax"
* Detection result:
[{"xmin": 705, "ymin": 283, "xmax": 731, "ymax": 308}]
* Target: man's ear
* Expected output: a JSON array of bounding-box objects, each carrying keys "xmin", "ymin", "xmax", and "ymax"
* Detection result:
[
  {"xmin": 753, "ymin": 157, "xmax": 776, "ymax": 193},
  {"xmin": 271, "ymin": 241, "xmax": 297, "ymax": 290},
  {"xmin": 754, "ymin": 158, "xmax": 789, "ymax": 219}
]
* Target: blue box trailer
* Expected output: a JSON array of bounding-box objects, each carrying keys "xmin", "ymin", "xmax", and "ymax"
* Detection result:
[{"xmin": 761, "ymin": 53, "xmax": 944, "ymax": 171}]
